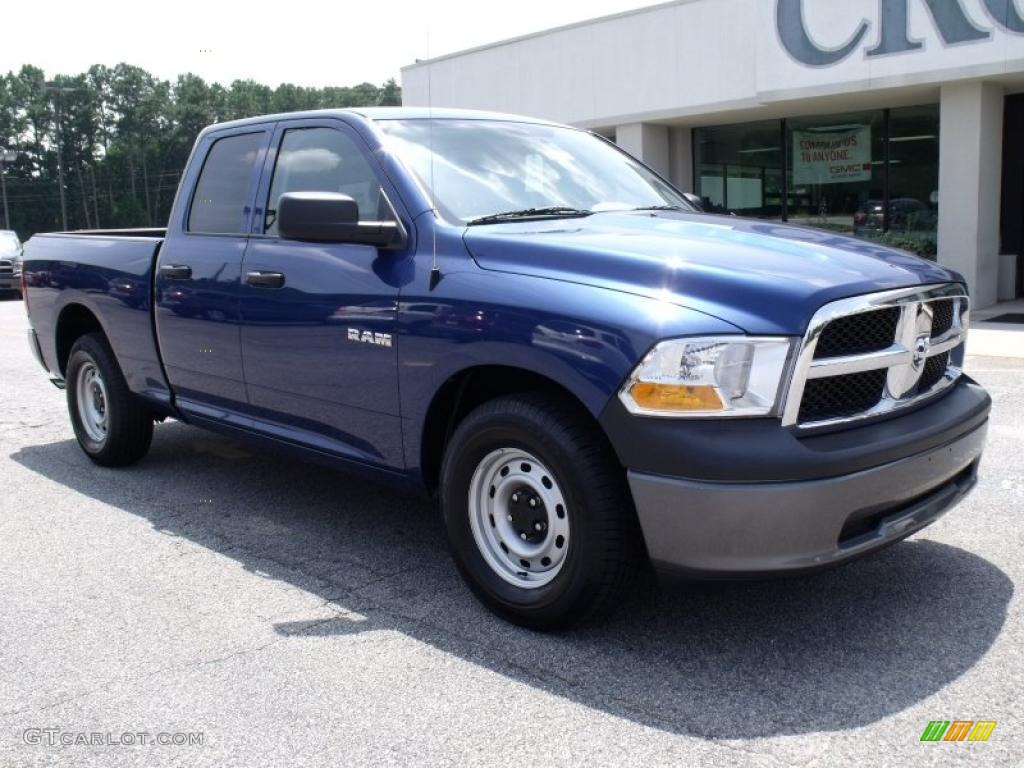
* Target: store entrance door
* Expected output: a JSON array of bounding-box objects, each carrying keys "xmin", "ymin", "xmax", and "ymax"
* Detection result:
[{"xmin": 1001, "ymin": 95, "xmax": 1024, "ymax": 297}]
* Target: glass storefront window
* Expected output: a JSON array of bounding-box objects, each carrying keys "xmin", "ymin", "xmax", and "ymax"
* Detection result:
[
  {"xmin": 693, "ymin": 105, "xmax": 940, "ymax": 258},
  {"xmin": 693, "ymin": 120, "xmax": 784, "ymax": 219},
  {"xmin": 787, "ymin": 110, "xmax": 885, "ymax": 237},
  {"xmin": 886, "ymin": 105, "xmax": 940, "ymax": 255}
]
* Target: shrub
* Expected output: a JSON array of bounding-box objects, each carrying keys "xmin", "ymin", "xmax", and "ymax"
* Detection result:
[{"xmin": 873, "ymin": 232, "xmax": 938, "ymax": 258}]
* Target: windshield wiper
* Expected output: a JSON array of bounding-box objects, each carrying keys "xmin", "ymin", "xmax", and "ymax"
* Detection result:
[
  {"xmin": 630, "ymin": 204, "xmax": 688, "ymax": 212},
  {"xmin": 466, "ymin": 207, "xmax": 593, "ymax": 226}
]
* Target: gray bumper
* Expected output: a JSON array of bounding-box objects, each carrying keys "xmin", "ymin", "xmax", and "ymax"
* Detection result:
[
  {"xmin": 0, "ymin": 275, "xmax": 20, "ymax": 290},
  {"xmin": 628, "ymin": 421, "xmax": 987, "ymax": 576}
]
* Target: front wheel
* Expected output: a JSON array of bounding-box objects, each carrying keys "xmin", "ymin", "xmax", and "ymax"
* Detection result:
[
  {"xmin": 440, "ymin": 394, "xmax": 641, "ymax": 630},
  {"xmin": 66, "ymin": 332, "xmax": 154, "ymax": 466}
]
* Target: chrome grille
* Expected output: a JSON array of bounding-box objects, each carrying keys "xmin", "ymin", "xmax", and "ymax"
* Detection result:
[
  {"xmin": 0, "ymin": 259, "xmax": 12, "ymax": 276},
  {"xmin": 782, "ymin": 284, "xmax": 968, "ymax": 429}
]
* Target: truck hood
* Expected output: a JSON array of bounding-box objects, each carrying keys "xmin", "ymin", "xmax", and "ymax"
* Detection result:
[{"xmin": 462, "ymin": 211, "xmax": 959, "ymax": 335}]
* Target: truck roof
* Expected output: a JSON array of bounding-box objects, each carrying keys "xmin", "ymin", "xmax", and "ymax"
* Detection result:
[{"xmin": 200, "ymin": 107, "xmax": 568, "ymax": 136}]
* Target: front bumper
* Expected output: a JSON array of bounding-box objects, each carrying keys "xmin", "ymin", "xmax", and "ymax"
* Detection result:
[
  {"xmin": 629, "ymin": 422, "xmax": 984, "ymax": 575},
  {"xmin": 0, "ymin": 275, "xmax": 21, "ymax": 290},
  {"xmin": 605, "ymin": 378, "xmax": 991, "ymax": 577}
]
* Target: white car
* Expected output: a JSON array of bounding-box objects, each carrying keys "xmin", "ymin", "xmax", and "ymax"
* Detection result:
[{"xmin": 0, "ymin": 230, "xmax": 22, "ymax": 296}]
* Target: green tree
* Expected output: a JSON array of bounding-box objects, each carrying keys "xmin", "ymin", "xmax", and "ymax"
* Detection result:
[
  {"xmin": 226, "ymin": 79, "xmax": 274, "ymax": 120},
  {"xmin": 379, "ymin": 79, "xmax": 401, "ymax": 106},
  {"xmin": 0, "ymin": 63, "xmax": 401, "ymax": 237}
]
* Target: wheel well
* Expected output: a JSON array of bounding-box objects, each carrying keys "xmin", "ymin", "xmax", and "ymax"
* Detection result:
[
  {"xmin": 55, "ymin": 304, "xmax": 104, "ymax": 376},
  {"xmin": 420, "ymin": 365, "xmax": 601, "ymax": 493}
]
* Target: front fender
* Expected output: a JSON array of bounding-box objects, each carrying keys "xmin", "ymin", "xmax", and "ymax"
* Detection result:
[{"xmin": 397, "ymin": 266, "xmax": 743, "ymax": 468}]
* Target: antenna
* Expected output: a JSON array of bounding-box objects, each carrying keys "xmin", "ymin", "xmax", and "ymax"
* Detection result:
[{"xmin": 426, "ymin": 28, "xmax": 442, "ymax": 290}]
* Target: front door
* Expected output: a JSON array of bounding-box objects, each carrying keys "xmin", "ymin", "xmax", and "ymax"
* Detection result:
[
  {"xmin": 1019, "ymin": 169, "xmax": 1024, "ymax": 298},
  {"xmin": 238, "ymin": 119, "xmax": 406, "ymax": 468},
  {"xmin": 155, "ymin": 127, "xmax": 270, "ymax": 415},
  {"xmin": 1001, "ymin": 94, "xmax": 1024, "ymax": 298}
]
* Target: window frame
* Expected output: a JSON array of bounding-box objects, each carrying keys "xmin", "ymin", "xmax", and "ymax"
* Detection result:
[
  {"xmin": 184, "ymin": 127, "xmax": 272, "ymax": 237},
  {"xmin": 250, "ymin": 117, "xmax": 402, "ymax": 241}
]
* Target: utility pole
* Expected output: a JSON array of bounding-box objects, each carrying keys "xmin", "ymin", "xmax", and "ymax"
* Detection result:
[
  {"xmin": 88, "ymin": 163, "xmax": 100, "ymax": 229},
  {"xmin": 0, "ymin": 149, "xmax": 16, "ymax": 230},
  {"xmin": 44, "ymin": 81, "xmax": 82, "ymax": 232}
]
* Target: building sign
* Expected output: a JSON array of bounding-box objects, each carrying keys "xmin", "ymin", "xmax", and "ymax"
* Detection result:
[
  {"xmin": 792, "ymin": 126, "xmax": 871, "ymax": 184},
  {"xmin": 777, "ymin": 0, "xmax": 1024, "ymax": 67}
]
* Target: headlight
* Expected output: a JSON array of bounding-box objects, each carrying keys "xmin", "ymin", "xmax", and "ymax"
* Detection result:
[{"xmin": 619, "ymin": 336, "xmax": 794, "ymax": 417}]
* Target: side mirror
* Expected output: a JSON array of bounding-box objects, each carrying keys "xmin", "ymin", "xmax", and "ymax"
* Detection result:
[
  {"xmin": 276, "ymin": 191, "xmax": 406, "ymax": 248},
  {"xmin": 682, "ymin": 192, "xmax": 705, "ymax": 212}
]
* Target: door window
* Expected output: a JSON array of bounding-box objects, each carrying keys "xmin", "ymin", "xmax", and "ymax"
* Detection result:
[
  {"xmin": 265, "ymin": 127, "xmax": 390, "ymax": 236},
  {"xmin": 188, "ymin": 132, "xmax": 265, "ymax": 234}
]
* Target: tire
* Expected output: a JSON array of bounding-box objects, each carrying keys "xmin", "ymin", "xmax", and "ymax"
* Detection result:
[
  {"xmin": 440, "ymin": 393, "xmax": 641, "ymax": 630},
  {"xmin": 66, "ymin": 332, "xmax": 153, "ymax": 466}
]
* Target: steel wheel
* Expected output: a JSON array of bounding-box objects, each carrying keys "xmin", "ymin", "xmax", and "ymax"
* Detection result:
[
  {"xmin": 66, "ymin": 333, "xmax": 153, "ymax": 466},
  {"xmin": 442, "ymin": 394, "xmax": 641, "ymax": 628},
  {"xmin": 75, "ymin": 361, "xmax": 109, "ymax": 443},
  {"xmin": 467, "ymin": 448, "xmax": 570, "ymax": 589}
]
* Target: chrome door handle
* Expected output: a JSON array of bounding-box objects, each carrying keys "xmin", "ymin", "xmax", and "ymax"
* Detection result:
[{"xmin": 245, "ymin": 271, "xmax": 285, "ymax": 288}]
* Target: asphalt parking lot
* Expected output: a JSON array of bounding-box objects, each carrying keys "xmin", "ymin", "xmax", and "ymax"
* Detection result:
[{"xmin": 0, "ymin": 297, "xmax": 1021, "ymax": 767}]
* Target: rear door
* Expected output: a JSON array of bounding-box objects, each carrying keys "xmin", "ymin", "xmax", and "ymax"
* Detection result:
[
  {"xmin": 155, "ymin": 126, "xmax": 271, "ymax": 416},
  {"xmin": 238, "ymin": 118, "xmax": 407, "ymax": 468}
]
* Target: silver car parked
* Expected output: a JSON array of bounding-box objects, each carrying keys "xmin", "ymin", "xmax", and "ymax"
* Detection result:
[{"xmin": 0, "ymin": 230, "xmax": 23, "ymax": 297}]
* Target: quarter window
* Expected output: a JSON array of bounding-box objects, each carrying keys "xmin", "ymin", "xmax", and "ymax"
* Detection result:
[
  {"xmin": 188, "ymin": 132, "xmax": 265, "ymax": 234},
  {"xmin": 265, "ymin": 127, "xmax": 389, "ymax": 236}
]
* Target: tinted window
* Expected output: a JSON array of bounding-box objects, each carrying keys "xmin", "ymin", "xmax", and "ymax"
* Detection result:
[
  {"xmin": 265, "ymin": 127, "xmax": 388, "ymax": 235},
  {"xmin": 188, "ymin": 132, "xmax": 264, "ymax": 234}
]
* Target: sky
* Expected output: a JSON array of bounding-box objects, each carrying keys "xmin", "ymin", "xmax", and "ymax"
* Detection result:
[{"xmin": 1, "ymin": 0, "xmax": 661, "ymax": 88}]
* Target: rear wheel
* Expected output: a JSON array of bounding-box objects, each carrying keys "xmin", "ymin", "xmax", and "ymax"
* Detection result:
[
  {"xmin": 66, "ymin": 332, "xmax": 153, "ymax": 466},
  {"xmin": 441, "ymin": 394, "xmax": 640, "ymax": 630}
]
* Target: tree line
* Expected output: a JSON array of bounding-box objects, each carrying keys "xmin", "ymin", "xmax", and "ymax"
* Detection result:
[{"xmin": 0, "ymin": 64, "xmax": 401, "ymax": 238}]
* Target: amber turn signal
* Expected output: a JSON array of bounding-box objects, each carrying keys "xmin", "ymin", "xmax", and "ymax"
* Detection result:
[{"xmin": 627, "ymin": 382, "xmax": 724, "ymax": 411}]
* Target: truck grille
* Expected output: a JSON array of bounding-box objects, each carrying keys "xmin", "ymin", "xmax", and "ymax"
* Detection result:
[
  {"xmin": 918, "ymin": 351, "xmax": 950, "ymax": 393},
  {"xmin": 930, "ymin": 299, "xmax": 955, "ymax": 338},
  {"xmin": 798, "ymin": 369, "xmax": 888, "ymax": 423},
  {"xmin": 0, "ymin": 259, "xmax": 12, "ymax": 275},
  {"xmin": 813, "ymin": 307, "xmax": 900, "ymax": 359},
  {"xmin": 782, "ymin": 284, "xmax": 968, "ymax": 429}
]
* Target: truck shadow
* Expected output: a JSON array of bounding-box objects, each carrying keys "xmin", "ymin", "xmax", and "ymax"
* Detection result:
[{"xmin": 11, "ymin": 421, "xmax": 1012, "ymax": 740}]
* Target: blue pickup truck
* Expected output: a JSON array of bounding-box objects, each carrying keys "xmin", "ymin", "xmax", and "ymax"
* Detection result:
[{"xmin": 23, "ymin": 108, "xmax": 990, "ymax": 628}]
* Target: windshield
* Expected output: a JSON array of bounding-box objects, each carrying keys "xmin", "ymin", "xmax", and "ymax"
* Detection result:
[{"xmin": 377, "ymin": 119, "xmax": 690, "ymax": 224}]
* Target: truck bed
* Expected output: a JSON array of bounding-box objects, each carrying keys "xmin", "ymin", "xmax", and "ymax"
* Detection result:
[{"xmin": 23, "ymin": 231, "xmax": 171, "ymax": 405}]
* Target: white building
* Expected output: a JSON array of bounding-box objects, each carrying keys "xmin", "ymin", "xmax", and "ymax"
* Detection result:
[{"xmin": 402, "ymin": 0, "xmax": 1024, "ymax": 307}]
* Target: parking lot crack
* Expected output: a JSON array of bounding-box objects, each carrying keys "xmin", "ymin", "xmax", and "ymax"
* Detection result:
[{"xmin": 0, "ymin": 637, "xmax": 290, "ymax": 723}]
